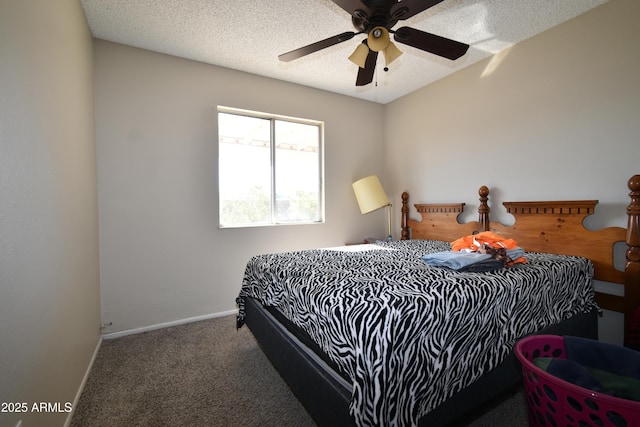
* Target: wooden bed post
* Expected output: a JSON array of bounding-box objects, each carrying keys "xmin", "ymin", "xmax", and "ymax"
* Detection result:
[
  {"xmin": 401, "ymin": 192, "xmax": 410, "ymax": 240},
  {"xmin": 625, "ymin": 174, "xmax": 640, "ymax": 347},
  {"xmin": 478, "ymin": 186, "xmax": 490, "ymax": 232}
]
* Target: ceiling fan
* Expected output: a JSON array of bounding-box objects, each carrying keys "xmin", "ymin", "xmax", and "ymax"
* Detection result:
[{"xmin": 278, "ymin": 0, "xmax": 470, "ymax": 86}]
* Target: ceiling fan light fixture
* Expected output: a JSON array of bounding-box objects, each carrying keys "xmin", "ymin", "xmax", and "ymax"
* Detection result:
[
  {"xmin": 383, "ymin": 41, "xmax": 403, "ymax": 66},
  {"xmin": 348, "ymin": 42, "xmax": 370, "ymax": 68},
  {"xmin": 277, "ymin": 1, "xmax": 470, "ymax": 87},
  {"xmin": 367, "ymin": 26, "xmax": 390, "ymax": 52}
]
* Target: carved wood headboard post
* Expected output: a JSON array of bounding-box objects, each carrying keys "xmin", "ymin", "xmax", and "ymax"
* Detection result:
[
  {"xmin": 478, "ymin": 185, "xmax": 490, "ymax": 232},
  {"xmin": 625, "ymin": 174, "xmax": 640, "ymax": 344},
  {"xmin": 401, "ymin": 192, "xmax": 410, "ymax": 240}
]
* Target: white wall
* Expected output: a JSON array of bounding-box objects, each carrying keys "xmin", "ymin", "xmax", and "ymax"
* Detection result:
[
  {"xmin": 0, "ymin": 1, "xmax": 101, "ymax": 426},
  {"xmin": 384, "ymin": 0, "xmax": 640, "ymax": 343},
  {"xmin": 93, "ymin": 40, "xmax": 386, "ymax": 334}
]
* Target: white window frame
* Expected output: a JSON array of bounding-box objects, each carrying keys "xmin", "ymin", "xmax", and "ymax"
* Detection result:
[{"xmin": 218, "ymin": 106, "xmax": 325, "ymax": 228}]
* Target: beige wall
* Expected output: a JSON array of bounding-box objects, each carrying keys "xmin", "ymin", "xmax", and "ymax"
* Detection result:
[
  {"xmin": 0, "ymin": 1, "xmax": 101, "ymax": 426},
  {"xmin": 384, "ymin": 0, "xmax": 640, "ymax": 343},
  {"xmin": 93, "ymin": 40, "xmax": 386, "ymax": 334}
]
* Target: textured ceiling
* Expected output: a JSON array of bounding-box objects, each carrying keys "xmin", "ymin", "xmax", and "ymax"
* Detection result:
[{"xmin": 81, "ymin": 0, "xmax": 607, "ymax": 104}]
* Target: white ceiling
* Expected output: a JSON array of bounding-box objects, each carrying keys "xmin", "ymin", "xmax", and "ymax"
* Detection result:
[{"xmin": 80, "ymin": 0, "xmax": 607, "ymax": 104}]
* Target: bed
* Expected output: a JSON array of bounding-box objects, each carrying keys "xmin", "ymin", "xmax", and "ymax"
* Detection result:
[{"xmin": 236, "ymin": 175, "xmax": 640, "ymax": 426}]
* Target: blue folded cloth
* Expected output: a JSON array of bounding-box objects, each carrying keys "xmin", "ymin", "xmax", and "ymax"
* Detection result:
[
  {"xmin": 422, "ymin": 247, "xmax": 526, "ymax": 271},
  {"xmin": 506, "ymin": 247, "xmax": 525, "ymax": 260},
  {"xmin": 422, "ymin": 251, "xmax": 491, "ymax": 270}
]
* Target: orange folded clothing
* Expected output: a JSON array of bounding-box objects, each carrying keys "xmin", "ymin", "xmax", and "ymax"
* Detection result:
[
  {"xmin": 452, "ymin": 231, "xmax": 518, "ymax": 251},
  {"xmin": 452, "ymin": 231, "xmax": 526, "ymax": 266}
]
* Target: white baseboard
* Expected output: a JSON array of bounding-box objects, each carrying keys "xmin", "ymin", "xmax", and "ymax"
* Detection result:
[
  {"xmin": 64, "ymin": 334, "xmax": 103, "ymax": 427},
  {"xmin": 102, "ymin": 309, "xmax": 239, "ymax": 340}
]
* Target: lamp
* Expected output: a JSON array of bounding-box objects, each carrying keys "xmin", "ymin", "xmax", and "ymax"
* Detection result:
[
  {"xmin": 348, "ymin": 42, "xmax": 370, "ymax": 68},
  {"xmin": 348, "ymin": 26, "xmax": 403, "ymax": 69},
  {"xmin": 382, "ymin": 40, "xmax": 403, "ymax": 66},
  {"xmin": 352, "ymin": 175, "xmax": 392, "ymax": 241},
  {"xmin": 367, "ymin": 27, "xmax": 390, "ymax": 52}
]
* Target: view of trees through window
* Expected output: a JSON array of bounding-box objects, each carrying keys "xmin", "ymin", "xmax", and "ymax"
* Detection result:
[{"xmin": 218, "ymin": 108, "xmax": 324, "ymax": 227}]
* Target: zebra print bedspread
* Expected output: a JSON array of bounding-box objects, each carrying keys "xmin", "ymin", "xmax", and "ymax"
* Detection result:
[{"xmin": 236, "ymin": 240, "xmax": 596, "ymax": 426}]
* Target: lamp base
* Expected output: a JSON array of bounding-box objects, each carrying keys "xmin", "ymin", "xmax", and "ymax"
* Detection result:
[{"xmin": 386, "ymin": 204, "xmax": 392, "ymax": 242}]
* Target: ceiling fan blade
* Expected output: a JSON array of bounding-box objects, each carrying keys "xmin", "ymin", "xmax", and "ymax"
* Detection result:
[
  {"xmin": 390, "ymin": 0, "xmax": 445, "ymax": 20},
  {"xmin": 330, "ymin": 0, "xmax": 372, "ymax": 20},
  {"xmin": 394, "ymin": 27, "xmax": 469, "ymax": 60},
  {"xmin": 279, "ymin": 32, "xmax": 356, "ymax": 62},
  {"xmin": 355, "ymin": 49, "xmax": 378, "ymax": 86}
]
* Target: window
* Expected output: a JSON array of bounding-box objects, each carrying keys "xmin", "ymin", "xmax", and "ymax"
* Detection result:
[{"xmin": 218, "ymin": 107, "xmax": 324, "ymax": 228}]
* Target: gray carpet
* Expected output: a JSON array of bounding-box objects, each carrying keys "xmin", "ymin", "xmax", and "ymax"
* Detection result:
[{"xmin": 71, "ymin": 315, "xmax": 529, "ymax": 426}]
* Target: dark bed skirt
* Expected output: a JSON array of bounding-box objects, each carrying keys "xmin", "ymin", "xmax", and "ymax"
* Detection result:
[{"xmin": 244, "ymin": 297, "xmax": 598, "ymax": 426}]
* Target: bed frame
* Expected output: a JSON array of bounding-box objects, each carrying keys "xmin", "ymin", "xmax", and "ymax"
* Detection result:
[
  {"xmin": 401, "ymin": 174, "xmax": 640, "ymax": 345},
  {"xmin": 245, "ymin": 175, "xmax": 639, "ymax": 426}
]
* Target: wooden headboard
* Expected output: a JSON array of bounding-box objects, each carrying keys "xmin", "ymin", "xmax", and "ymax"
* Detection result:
[
  {"xmin": 401, "ymin": 175, "xmax": 640, "ymax": 346},
  {"xmin": 400, "ymin": 185, "xmax": 490, "ymax": 241}
]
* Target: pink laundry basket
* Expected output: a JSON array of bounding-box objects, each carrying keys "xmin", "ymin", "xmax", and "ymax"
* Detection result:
[{"xmin": 515, "ymin": 335, "xmax": 640, "ymax": 427}]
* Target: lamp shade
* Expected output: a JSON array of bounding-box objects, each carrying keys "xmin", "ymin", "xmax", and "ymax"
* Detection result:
[
  {"xmin": 367, "ymin": 26, "xmax": 390, "ymax": 52},
  {"xmin": 348, "ymin": 42, "xmax": 370, "ymax": 68},
  {"xmin": 383, "ymin": 41, "xmax": 403, "ymax": 66},
  {"xmin": 352, "ymin": 175, "xmax": 390, "ymax": 214}
]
